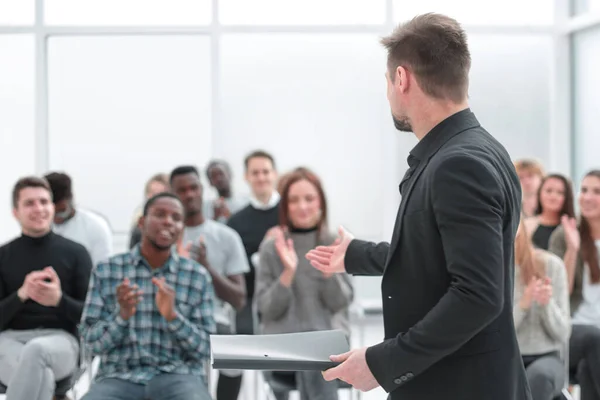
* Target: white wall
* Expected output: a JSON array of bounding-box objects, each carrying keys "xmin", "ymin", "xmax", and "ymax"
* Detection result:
[
  {"xmin": 0, "ymin": 35, "xmax": 36, "ymax": 245},
  {"xmin": 572, "ymin": 25, "xmax": 600, "ymax": 184}
]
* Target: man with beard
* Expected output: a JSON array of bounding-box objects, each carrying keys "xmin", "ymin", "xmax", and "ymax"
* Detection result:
[
  {"xmin": 80, "ymin": 193, "xmax": 215, "ymax": 400},
  {"xmin": 306, "ymin": 13, "xmax": 530, "ymax": 400},
  {"xmin": 204, "ymin": 160, "xmax": 248, "ymax": 223},
  {"xmin": 170, "ymin": 165, "xmax": 249, "ymax": 400}
]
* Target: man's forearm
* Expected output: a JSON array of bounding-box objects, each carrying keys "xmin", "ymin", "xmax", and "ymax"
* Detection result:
[
  {"xmin": 204, "ymin": 263, "xmax": 246, "ymax": 310},
  {"xmin": 82, "ymin": 311, "xmax": 129, "ymax": 355},
  {"xmin": 345, "ymin": 240, "xmax": 389, "ymax": 276},
  {"xmin": 0, "ymin": 292, "xmax": 25, "ymax": 330}
]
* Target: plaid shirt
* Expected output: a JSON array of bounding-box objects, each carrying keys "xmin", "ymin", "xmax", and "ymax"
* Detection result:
[{"xmin": 80, "ymin": 245, "xmax": 216, "ymax": 384}]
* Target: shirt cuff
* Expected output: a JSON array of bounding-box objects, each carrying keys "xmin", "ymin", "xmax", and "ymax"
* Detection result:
[
  {"xmin": 167, "ymin": 311, "xmax": 185, "ymax": 332},
  {"xmin": 114, "ymin": 314, "xmax": 129, "ymax": 327}
]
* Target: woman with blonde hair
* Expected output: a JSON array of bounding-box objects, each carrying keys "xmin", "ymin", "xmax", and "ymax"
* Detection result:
[{"xmin": 514, "ymin": 216, "xmax": 570, "ymax": 400}]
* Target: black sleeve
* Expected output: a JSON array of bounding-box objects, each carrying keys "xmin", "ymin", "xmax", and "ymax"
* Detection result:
[
  {"xmin": 58, "ymin": 244, "xmax": 93, "ymax": 324},
  {"xmin": 129, "ymin": 227, "xmax": 142, "ymax": 249},
  {"xmin": 344, "ymin": 239, "xmax": 389, "ymax": 276},
  {"xmin": 0, "ymin": 247, "xmax": 25, "ymax": 330},
  {"xmin": 365, "ymin": 154, "xmax": 505, "ymax": 392}
]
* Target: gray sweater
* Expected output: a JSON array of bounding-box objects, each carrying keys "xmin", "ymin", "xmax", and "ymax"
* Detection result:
[
  {"xmin": 256, "ymin": 230, "xmax": 354, "ymax": 335},
  {"xmin": 513, "ymin": 251, "xmax": 571, "ymax": 355}
]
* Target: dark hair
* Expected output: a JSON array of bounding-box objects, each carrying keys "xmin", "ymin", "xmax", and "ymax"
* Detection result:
[
  {"xmin": 44, "ymin": 172, "xmax": 73, "ymax": 204},
  {"xmin": 580, "ymin": 170, "xmax": 600, "ymax": 283},
  {"xmin": 278, "ymin": 167, "xmax": 328, "ymax": 232},
  {"xmin": 206, "ymin": 160, "xmax": 232, "ymax": 180},
  {"xmin": 535, "ymin": 173, "xmax": 575, "ymax": 218},
  {"xmin": 380, "ymin": 13, "xmax": 471, "ymax": 103},
  {"xmin": 170, "ymin": 165, "xmax": 200, "ymax": 184},
  {"xmin": 143, "ymin": 192, "xmax": 182, "ymax": 216},
  {"xmin": 244, "ymin": 150, "xmax": 276, "ymax": 171},
  {"xmin": 12, "ymin": 176, "xmax": 52, "ymax": 208}
]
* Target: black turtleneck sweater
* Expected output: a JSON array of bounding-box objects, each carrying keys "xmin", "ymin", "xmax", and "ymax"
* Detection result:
[
  {"xmin": 227, "ymin": 203, "xmax": 279, "ymax": 299},
  {"xmin": 0, "ymin": 231, "xmax": 93, "ymax": 336}
]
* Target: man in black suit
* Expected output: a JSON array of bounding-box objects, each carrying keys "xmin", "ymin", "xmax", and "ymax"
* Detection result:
[{"xmin": 306, "ymin": 13, "xmax": 531, "ymax": 400}]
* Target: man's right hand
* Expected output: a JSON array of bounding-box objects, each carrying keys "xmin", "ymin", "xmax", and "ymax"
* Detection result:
[
  {"xmin": 116, "ymin": 278, "xmax": 143, "ymax": 320},
  {"xmin": 18, "ymin": 270, "xmax": 52, "ymax": 302},
  {"xmin": 306, "ymin": 226, "xmax": 353, "ymax": 274}
]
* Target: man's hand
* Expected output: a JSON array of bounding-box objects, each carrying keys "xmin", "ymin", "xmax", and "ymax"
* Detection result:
[
  {"xmin": 322, "ymin": 347, "xmax": 379, "ymax": 392},
  {"xmin": 152, "ymin": 277, "xmax": 177, "ymax": 322},
  {"xmin": 28, "ymin": 267, "xmax": 63, "ymax": 307},
  {"xmin": 17, "ymin": 270, "xmax": 50, "ymax": 301},
  {"xmin": 116, "ymin": 278, "xmax": 143, "ymax": 320},
  {"xmin": 306, "ymin": 226, "xmax": 353, "ymax": 274},
  {"xmin": 214, "ymin": 198, "xmax": 231, "ymax": 220}
]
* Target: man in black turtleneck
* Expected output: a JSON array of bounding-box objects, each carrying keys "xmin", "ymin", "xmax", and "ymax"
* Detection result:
[{"xmin": 0, "ymin": 176, "xmax": 93, "ymax": 400}]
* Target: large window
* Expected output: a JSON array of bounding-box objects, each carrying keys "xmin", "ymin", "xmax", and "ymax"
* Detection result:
[
  {"xmin": 47, "ymin": 35, "xmax": 212, "ymax": 233},
  {"xmin": 572, "ymin": 26, "xmax": 600, "ymax": 183},
  {"xmin": 393, "ymin": 0, "xmax": 554, "ymax": 25},
  {"xmin": 0, "ymin": 0, "xmax": 34, "ymax": 25},
  {"xmin": 219, "ymin": 0, "xmax": 386, "ymax": 25},
  {"xmin": 0, "ymin": 34, "xmax": 35, "ymax": 244},
  {"xmin": 44, "ymin": 0, "xmax": 212, "ymax": 25}
]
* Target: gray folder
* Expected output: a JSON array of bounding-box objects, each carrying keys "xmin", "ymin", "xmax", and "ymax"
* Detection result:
[{"xmin": 210, "ymin": 330, "xmax": 350, "ymax": 371}]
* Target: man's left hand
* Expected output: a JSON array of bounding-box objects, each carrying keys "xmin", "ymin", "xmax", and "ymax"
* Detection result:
[
  {"xmin": 152, "ymin": 277, "xmax": 177, "ymax": 321},
  {"xmin": 323, "ymin": 347, "xmax": 379, "ymax": 392},
  {"xmin": 29, "ymin": 266, "xmax": 63, "ymax": 307}
]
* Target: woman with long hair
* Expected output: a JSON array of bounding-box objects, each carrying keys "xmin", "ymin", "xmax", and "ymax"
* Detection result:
[
  {"xmin": 549, "ymin": 170, "xmax": 600, "ymax": 400},
  {"xmin": 524, "ymin": 173, "xmax": 575, "ymax": 250},
  {"xmin": 255, "ymin": 167, "xmax": 353, "ymax": 400},
  {"xmin": 514, "ymin": 216, "xmax": 570, "ymax": 399}
]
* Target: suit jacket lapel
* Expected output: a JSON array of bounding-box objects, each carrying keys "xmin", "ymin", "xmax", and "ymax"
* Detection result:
[{"xmin": 384, "ymin": 161, "xmax": 428, "ymax": 268}]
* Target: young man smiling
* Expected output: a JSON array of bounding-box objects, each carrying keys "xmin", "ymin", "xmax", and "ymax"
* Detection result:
[{"xmin": 80, "ymin": 192, "xmax": 215, "ymax": 400}]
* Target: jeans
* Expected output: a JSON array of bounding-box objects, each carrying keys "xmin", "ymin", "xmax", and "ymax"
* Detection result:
[
  {"xmin": 82, "ymin": 374, "xmax": 211, "ymax": 400},
  {"xmin": 522, "ymin": 352, "xmax": 564, "ymax": 400}
]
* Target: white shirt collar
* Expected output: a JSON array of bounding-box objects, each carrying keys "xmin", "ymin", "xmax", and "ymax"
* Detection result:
[{"xmin": 249, "ymin": 191, "xmax": 280, "ymax": 210}]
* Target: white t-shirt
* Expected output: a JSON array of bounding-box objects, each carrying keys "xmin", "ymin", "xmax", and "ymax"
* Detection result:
[
  {"xmin": 53, "ymin": 208, "xmax": 113, "ymax": 267},
  {"xmin": 182, "ymin": 219, "xmax": 250, "ymax": 328},
  {"xmin": 572, "ymin": 240, "xmax": 600, "ymax": 326}
]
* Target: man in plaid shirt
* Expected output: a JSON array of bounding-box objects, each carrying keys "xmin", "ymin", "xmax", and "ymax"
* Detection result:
[{"xmin": 80, "ymin": 192, "xmax": 216, "ymax": 400}]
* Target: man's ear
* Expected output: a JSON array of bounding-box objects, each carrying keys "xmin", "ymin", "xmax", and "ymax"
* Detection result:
[
  {"xmin": 12, "ymin": 207, "xmax": 18, "ymax": 220},
  {"xmin": 137, "ymin": 215, "xmax": 144, "ymax": 230}
]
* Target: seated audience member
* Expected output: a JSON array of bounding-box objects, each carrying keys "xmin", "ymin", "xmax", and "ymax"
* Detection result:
[
  {"xmin": 549, "ymin": 169, "xmax": 600, "ymax": 400},
  {"xmin": 129, "ymin": 173, "xmax": 170, "ymax": 249},
  {"xmin": 45, "ymin": 172, "xmax": 113, "ymax": 266},
  {"xmin": 524, "ymin": 174, "xmax": 575, "ymax": 250},
  {"xmin": 514, "ymin": 216, "xmax": 570, "ymax": 400},
  {"xmin": 169, "ymin": 166, "xmax": 249, "ymax": 400},
  {"xmin": 0, "ymin": 176, "xmax": 93, "ymax": 400},
  {"xmin": 515, "ymin": 159, "xmax": 545, "ymax": 218},
  {"xmin": 227, "ymin": 151, "xmax": 281, "ymax": 334},
  {"xmin": 80, "ymin": 192, "xmax": 215, "ymax": 400},
  {"xmin": 255, "ymin": 167, "xmax": 354, "ymax": 400},
  {"xmin": 204, "ymin": 160, "xmax": 248, "ymax": 223}
]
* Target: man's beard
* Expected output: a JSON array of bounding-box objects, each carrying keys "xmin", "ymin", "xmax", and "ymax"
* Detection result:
[
  {"xmin": 148, "ymin": 237, "xmax": 172, "ymax": 251},
  {"xmin": 392, "ymin": 112, "xmax": 412, "ymax": 132}
]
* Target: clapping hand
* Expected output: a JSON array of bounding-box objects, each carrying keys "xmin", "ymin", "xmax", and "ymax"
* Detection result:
[
  {"xmin": 117, "ymin": 278, "xmax": 143, "ymax": 320},
  {"xmin": 274, "ymin": 228, "xmax": 297, "ymax": 272},
  {"xmin": 534, "ymin": 277, "xmax": 553, "ymax": 306},
  {"xmin": 152, "ymin": 277, "xmax": 177, "ymax": 322},
  {"xmin": 214, "ymin": 197, "xmax": 231, "ymax": 220},
  {"xmin": 28, "ymin": 267, "xmax": 62, "ymax": 307},
  {"xmin": 561, "ymin": 215, "xmax": 580, "ymax": 251}
]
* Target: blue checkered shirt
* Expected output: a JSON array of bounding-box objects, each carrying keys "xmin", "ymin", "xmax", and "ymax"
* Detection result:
[{"xmin": 80, "ymin": 246, "xmax": 216, "ymax": 384}]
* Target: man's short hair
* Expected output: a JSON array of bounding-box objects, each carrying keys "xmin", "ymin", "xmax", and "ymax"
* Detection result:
[
  {"xmin": 206, "ymin": 160, "xmax": 232, "ymax": 180},
  {"xmin": 44, "ymin": 172, "xmax": 73, "ymax": 204},
  {"xmin": 169, "ymin": 165, "xmax": 200, "ymax": 184},
  {"xmin": 380, "ymin": 13, "xmax": 471, "ymax": 103},
  {"xmin": 513, "ymin": 159, "xmax": 545, "ymax": 177},
  {"xmin": 244, "ymin": 150, "xmax": 276, "ymax": 171},
  {"xmin": 12, "ymin": 176, "xmax": 52, "ymax": 208},
  {"xmin": 143, "ymin": 192, "xmax": 182, "ymax": 216}
]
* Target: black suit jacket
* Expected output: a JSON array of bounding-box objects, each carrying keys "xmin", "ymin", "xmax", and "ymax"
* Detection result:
[{"xmin": 345, "ymin": 109, "xmax": 531, "ymax": 400}]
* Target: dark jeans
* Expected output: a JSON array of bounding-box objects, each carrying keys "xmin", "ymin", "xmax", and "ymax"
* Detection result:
[
  {"xmin": 570, "ymin": 324, "xmax": 600, "ymax": 400},
  {"xmin": 522, "ymin": 352, "xmax": 564, "ymax": 400},
  {"xmin": 82, "ymin": 374, "xmax": 210, "ymax": 400}
]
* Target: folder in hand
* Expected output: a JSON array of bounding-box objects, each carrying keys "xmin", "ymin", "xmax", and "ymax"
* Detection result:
[{"xmin": 210, "ymin": 330, "xmax": 350, "ymax": 371}]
